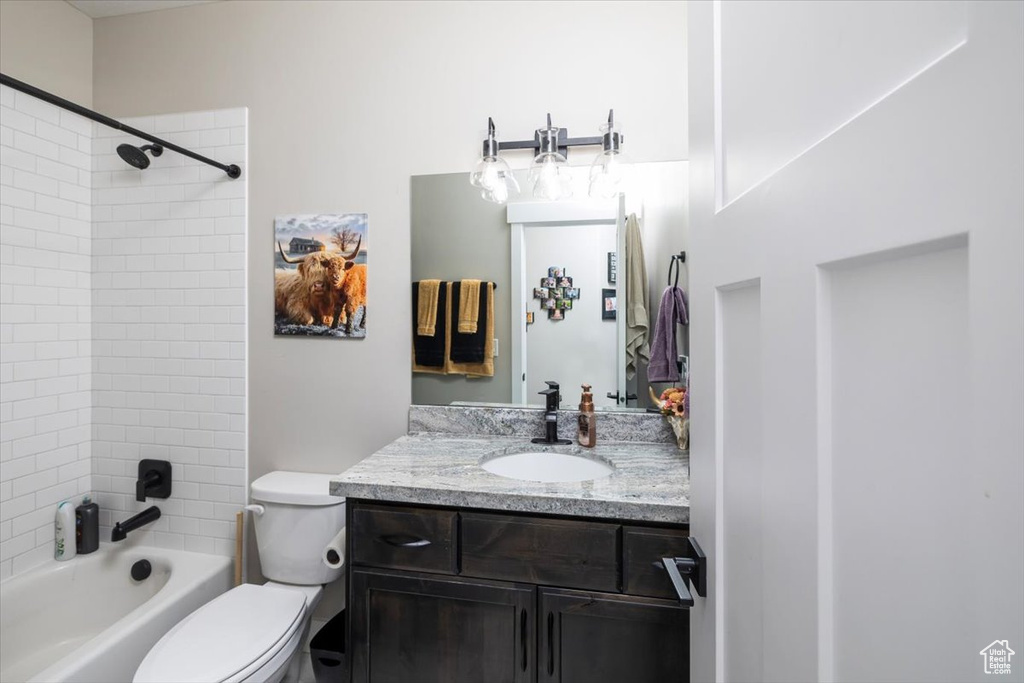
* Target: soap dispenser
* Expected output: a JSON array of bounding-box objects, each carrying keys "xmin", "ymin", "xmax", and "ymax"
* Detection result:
[{"xmin": 578, "ymin": 384, "xmax": 597, "ymax": 448}]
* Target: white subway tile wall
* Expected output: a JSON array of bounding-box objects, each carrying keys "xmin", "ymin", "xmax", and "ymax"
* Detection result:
[
  {"xmin": 1, "ymin": 94, "xmax": 247, "ymax": 579},
  {"xmin": 91, "ymin": 108, "xmax": 247, "ymax": 556},
  {"xmin": 1, "ymin": 85, "xmax": 94, "ymax": 579}
]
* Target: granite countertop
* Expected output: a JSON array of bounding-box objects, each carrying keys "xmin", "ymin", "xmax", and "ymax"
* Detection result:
[{"xmin": 330, "ymin": 432, "xmax": 690, "ymax": 523}]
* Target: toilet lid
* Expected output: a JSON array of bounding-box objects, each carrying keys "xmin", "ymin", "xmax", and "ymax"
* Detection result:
[{"xmin": 133, "ymin": 584, "xmax": 306, "ymax": 683}]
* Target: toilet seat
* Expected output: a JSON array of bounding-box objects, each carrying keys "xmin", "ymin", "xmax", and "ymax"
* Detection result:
[{"xmin": 133, "ymin": 583, "xmax": 307, "ymax": 683}]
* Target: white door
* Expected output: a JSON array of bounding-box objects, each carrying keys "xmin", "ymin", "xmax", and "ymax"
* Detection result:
[
  {"xmin": 508, "ymin": 200, "xmax": 623, "ymax": 406},
  {"xmin": 523, "ymin": 221, "xmax": 618, "ymax": 407},
  {"xmin": 688, "ymin": 2, "xmax": 1023, "ymax": 682}
]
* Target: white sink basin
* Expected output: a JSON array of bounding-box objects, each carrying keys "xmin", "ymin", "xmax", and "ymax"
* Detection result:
[{"xmin": 480, "ymin": 451, "xmax": 613, "ymax": 483}]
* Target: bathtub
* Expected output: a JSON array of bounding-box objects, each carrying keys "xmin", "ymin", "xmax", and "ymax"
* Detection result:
[{"xmin": 0, "ymin": 543, "xmax": 233, "ymax": 683}]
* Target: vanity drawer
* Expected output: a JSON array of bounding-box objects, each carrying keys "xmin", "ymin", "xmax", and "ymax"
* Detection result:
[
  {"xmin": 460, "ymin": 512, "xmax": 620, "ymax": 591},
  {"xmin": 351, "ymin": 504, "xmax": 458, "ymax": 574},
  {"xmin": 622, "ymin": 525, "xmax": 691, "ymax": 599}
]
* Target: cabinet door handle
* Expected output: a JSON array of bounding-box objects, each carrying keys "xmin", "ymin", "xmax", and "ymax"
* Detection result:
[
  {"xmin": 380, "ymin": 534, "xmax": 431, "ymax": 548},
  {"xmin": 546, "ymin": 611, "xmax": 554, "ymax": 676},
  {"xmin": 520, "ymin": 608, "xmax": 528, "ymax": 672}
]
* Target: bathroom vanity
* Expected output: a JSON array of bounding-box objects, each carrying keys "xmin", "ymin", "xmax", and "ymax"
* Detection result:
[
  {"xmin": 331, "ymin": 406, "xmax": 691, "ymax": 683},
  {"xmin": 345, "ymin": 500, "xmax": 689, "ymax": 683}
]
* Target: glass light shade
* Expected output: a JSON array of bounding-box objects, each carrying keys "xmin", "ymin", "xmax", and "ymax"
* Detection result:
[
  {"xmin": 588, "ymin": 149, "xmax": 630, "ymax": 199},
  {"xmin": 588, "ymin": 117, "xmax": 629, "ymax": 198},
  {"xmin": 528, "ymin": 151, "xmax": 572, "ymax": 201},
  {"xmin": 470, "ymin": 156, "xmax": 519, "ymax": 205}
]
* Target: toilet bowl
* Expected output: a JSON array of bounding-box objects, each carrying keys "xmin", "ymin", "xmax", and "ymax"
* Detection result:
[{"xmin": 133, "ymin": 472, "xmax": 345, "ymax": 683}]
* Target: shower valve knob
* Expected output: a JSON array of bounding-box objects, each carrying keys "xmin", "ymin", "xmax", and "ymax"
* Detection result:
[{"xmin": 136, "ymin": 459, "xmax": 172, "ymax": 502}]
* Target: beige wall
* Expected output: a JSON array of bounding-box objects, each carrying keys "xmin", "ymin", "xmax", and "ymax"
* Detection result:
[
  {"xmin": 0, "ymin": 0, "xmax": 93, "ymax": 105},
  {"xmin": 90, "ymin": 0, "xmax": 687, "ymax": 586}
]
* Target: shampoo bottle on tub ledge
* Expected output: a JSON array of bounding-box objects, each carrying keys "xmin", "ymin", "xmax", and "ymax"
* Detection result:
[{"xmin": 55, "ymin": 501, "xmax": 77, "ymax": 561}]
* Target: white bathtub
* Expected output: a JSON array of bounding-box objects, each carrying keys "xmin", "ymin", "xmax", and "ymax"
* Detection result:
[{"xmin": 0, "ymin": 543, "xmax": 233, "ymax": 683}]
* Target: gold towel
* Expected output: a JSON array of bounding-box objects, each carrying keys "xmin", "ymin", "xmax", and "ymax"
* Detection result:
[
  {"xmin": 449, "ymin": 282, "xmax": 494, "ymax": 378},
  {"xmin": 416, "ymin": 279, "xmax": 441, "ymax": 336},
  {"xmin": 458, "ymin": 279, "xmax": 481, "ymax": 334},
  {"xmin": 411, "ymin": 282, "xmax": 494, "ymax": 378},
  {"xmin": 411, "ymin": 281, "xmax": 450, "ymax": 375}
]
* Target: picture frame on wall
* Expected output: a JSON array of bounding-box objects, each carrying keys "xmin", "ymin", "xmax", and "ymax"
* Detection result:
[
  {"xmin": 541, "ymin": 277, "xmax": 557, "ymax": 288},
  {"xmin": 533, "ymin": 287, "xmax": 549, "ymax": 299},
  {"xmin": 602, "ymin": 288, "xmax": 616, "ymax": 320},
  {"xmin": 274, "ymin": 213, "xmax": 368, "ymax": 338},
  {"xmin": 549, "ymin": 308, "xmax": 564, "ymax": 321}
]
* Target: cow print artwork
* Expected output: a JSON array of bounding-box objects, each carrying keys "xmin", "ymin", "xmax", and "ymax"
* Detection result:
[{"xmin": 274, "ymin": 213, "xmax": 368, "ymax": 338}]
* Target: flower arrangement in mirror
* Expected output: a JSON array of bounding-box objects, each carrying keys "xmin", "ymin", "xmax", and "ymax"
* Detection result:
[{"xmin": 650, "ymin": 386, "xmax": 689, "ymax": 452}]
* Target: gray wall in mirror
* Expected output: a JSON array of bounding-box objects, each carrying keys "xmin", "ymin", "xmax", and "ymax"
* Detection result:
[
  {"xmin": 411, "ymin": 173, "xmax": 513, "ymax": 405},
  {"xmin": 411, "ymin": 162, "xmax": 688, "ymax": 410}
]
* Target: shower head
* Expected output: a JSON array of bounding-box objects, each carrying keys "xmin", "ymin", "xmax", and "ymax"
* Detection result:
[{"xmin": 117, "ymin": 143, "xmax": 163, "ymax": 170}]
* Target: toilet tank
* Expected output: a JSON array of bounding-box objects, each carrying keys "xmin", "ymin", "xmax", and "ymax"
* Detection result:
[{"xmin": 250, "ymin": 471, "xmax": 346, "ymax": 585}]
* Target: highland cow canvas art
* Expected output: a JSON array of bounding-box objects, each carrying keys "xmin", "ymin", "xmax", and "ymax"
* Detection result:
[{"xmin": 274, "ymin": 213, "xmax": 368, "ymax": 338}]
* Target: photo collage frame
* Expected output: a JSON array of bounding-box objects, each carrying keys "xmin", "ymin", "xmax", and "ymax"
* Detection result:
[{"xmin": 533, "ymin": 267, "xmax": 580, "ymax": 320}]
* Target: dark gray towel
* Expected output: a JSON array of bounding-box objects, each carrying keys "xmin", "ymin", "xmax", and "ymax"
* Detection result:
[
  {"xmin": 648, "ymin": 286, "xmax": 688, "ymax": 382},
  {"xmin": 412, "ymin": 281, "xmax": 447, "ymax": 367}
]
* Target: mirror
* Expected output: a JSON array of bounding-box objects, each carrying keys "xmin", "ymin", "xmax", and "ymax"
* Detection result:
[{"xmin": 411, "ymin": 161, "xmax": 688, "ymax": 411}]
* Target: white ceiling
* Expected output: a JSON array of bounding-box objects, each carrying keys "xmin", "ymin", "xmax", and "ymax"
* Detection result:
[{"xmin": 67, "ymin": 0, "xmax": 218, "ymax": 19}]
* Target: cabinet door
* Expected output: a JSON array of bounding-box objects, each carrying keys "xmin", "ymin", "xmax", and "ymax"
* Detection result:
[
  {"xmin": 351, "ymin": 568, "xmax": 536, "ymax": 683},
  {"xmin": 539, "ymin": 587, "xmax": 688, "ymax": 683}
]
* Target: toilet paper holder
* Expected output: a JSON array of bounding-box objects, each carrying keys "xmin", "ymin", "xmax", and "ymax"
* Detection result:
[{"xmin": 322, "ymin": 529, "xmax": 346, "ymax": 570}]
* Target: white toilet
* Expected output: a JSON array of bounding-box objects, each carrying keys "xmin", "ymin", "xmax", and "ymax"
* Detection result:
[{"xmin": 134, "ymin": 471, "xmax": 346, "ymax": 683}]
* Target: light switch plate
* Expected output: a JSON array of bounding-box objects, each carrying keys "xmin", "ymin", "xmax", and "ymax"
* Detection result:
[{"xmin": 493, "ymin": 339, "xmax": 499, "ymax": 357}]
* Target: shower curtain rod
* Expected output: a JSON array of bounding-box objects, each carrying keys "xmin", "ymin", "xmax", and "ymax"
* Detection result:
[{"xmin": 0, "ymin": 73, "xmax": 241, "ymax": 179}]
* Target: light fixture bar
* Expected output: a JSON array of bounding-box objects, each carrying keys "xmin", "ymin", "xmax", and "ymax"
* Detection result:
[
  {"xmin": 480, "ymin": 112, "xmax": 606, "ymax": 159},
  {"xmin": 472, "ymin": 110, "xmax": 626, "ymax": 203}
]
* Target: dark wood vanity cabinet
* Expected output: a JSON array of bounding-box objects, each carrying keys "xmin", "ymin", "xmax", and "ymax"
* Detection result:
[
  {"xmin": 347, "ymin": 500, "xmax": 690, "ymax": 683},
  {"xmin": 350, "ymin": 568, "xmax": 535, "ymax": 683},
  {"xmin": 539, "ymin": 588, "xmax": 688, "ymax": 683}
]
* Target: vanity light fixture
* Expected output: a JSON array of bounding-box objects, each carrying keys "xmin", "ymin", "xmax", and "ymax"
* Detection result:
[
  {"xmin": 471, "ymin": 110, "xmax": 628, "ymax": 204},
  {"xmin": 527, "ymin": 115, "xmax": 572, "ymax": 201},
  {"xmin": 469, "ymin": 118, "xmax": 520, "ymax": 204},
  {"xmin": 588, "ymin": 110, "xmax": 629, "ymax": 199}
]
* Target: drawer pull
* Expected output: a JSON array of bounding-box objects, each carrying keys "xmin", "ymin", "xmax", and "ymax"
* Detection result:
[
  {"xmin": 520, "ymin": 608, "xmax": 528, "ymax": 671},
  {"xmin": 380, "ymin": 533, "xmax": 431, "ymax": 548},
  {"xmin": 546, "ymin": 611, "xmax": 554, "ymax": 676}
]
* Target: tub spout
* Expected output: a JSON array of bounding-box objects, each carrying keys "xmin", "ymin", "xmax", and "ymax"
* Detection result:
[{"xmin": 111, "ymin": 506, "xmax": 161, "ymax": 542}]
